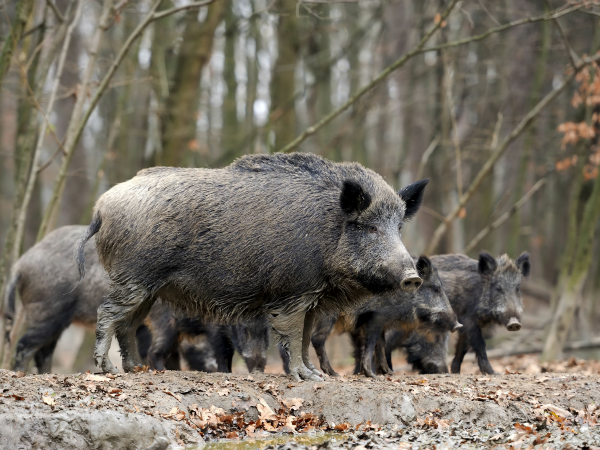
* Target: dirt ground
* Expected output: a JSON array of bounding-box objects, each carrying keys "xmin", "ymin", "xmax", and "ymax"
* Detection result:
[{"xmin": 2, "ymin": 355, "xmax": 600, "ymax": 449}]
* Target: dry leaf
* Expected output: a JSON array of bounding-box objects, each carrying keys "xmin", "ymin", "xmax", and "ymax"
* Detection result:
[
  {"xmin": 225, "ymin": 431, "xmax": 239, "ymax": 439},
  {"xmin": 281, "ymin": 415, "xmax": 296, "ymax": 433},
  {"xmin": 217, "ymin": 388, "xmax": 230, "ymax": 397},
  {"xmin": 257, "ymin": 398, "xmax": 278, "ymax": 421},
  {"xmin": 43, "ymin": 396, "xmax": 55, "ymax": 406},
  {"xmin": 163, "ymin": 390, "xmax": 181, "ymax": 402},
  {"xmin": 86, "ymin": 374, "xmax": 109, "ymax": 382},
  {"xmin": 282, "ymin": 398, "xmax": 303, "ymax": 411}
]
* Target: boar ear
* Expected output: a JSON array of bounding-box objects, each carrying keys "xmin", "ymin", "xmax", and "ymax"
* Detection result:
[
  {"xmin": 478, "ymin": 252, "xmax": 497, "ymax": 276},
  {"xmin": 398, "ymin": 179, "xmax": 429, "ymax": 220},
  {"xmin": 416, "ymin": 255, "xmax": 432, "ymax": 280},
  {"xmin": 516, "ymin": 252, "xmax": 530, "ymax": 277},
  {"xmin": 340, "ymin": 180, "xmax": 372, "ymax": 215}
]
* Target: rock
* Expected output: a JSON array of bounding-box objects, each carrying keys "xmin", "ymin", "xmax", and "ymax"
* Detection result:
[{"xmin": 397, "ymin": 394, "xmax": 416, "ymax": 425}]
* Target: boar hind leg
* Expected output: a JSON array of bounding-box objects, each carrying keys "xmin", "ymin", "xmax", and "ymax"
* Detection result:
[
  {"xmin": 14, "ymin": 319, "xmax": 68, "ymax": 373},
  {"xmin": 269, "ymin": 307, "xmax": 322, "ymax": 382},
  {"xmin": 302, "ymin": 309, "xmax": 324, "ymax": 377},
  {"xmin": 94, "ymin": 288, "xmax": 154, "ymax": 374},
  {"xmin": 115, "ymin": 295, "xmax": 156, "ymax": 373},
  {"xmin": 450, "ymin": 332, "xmax": 469, "ymax": 374}
]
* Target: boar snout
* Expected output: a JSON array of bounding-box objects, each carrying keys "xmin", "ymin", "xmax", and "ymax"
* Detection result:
[
  {"xmin": 506, "ymin": 317, "xmax": 521, "ymax": 331},
  {"xmin": 400, "ymin": 273, "xmax": 422, "ymax": 292},
  {"xmin": 452, "ymin": 322, "xmax": 463, "ymax": 332}
]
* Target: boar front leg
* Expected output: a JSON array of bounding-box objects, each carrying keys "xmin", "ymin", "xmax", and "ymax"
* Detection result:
[
  {"xmin": 269, "ymin": 305, "xmax": 323, "ymax": 382},
  {"xmin": 470, "ymin": 326, "xmax": 496, "ymax": 375},
  {"xmin": 451, "ymin": 332, "xmax": 469, "ymax": 374},
  {"xmin": 311, "ymin": 315, "xmax": 339, "ymax": 376}
]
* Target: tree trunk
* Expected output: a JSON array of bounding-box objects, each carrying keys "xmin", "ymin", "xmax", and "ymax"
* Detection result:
[
  {"xmin": 270, "ymin": 0, "xmax": 299, "ymax": 151},
  {"xmin": 541, "ymin": 166, "xmax": 600, "ymax": 362},
  {"xmin": 159, "ymin": 1, "xmax": 226, "ymax": 167}
]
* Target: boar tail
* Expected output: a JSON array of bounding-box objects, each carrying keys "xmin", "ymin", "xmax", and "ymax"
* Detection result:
[
  {"xmin": 72, "ymin": 212, "xmax": 102, "ymax": 288},
  {"xmin": 4, "ymin": 269, "xmax": 20, "ymax": 344}
]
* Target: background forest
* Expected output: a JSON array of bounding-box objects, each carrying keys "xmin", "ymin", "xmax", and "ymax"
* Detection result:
[{"xmin": 1, "ymin": 0, "xmax": 600, "ymax": 371}]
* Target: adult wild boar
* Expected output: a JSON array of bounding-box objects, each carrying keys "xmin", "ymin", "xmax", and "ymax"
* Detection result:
[
  {"xmin": 75, "ymin": 152, "xmax": 429, "ymax": 380},
  {"xmin": 431, "ymin": 252, "xmax": 530, "ymax": 374},
  {"xmin": 5, "ymin": 226, "xmax": 109, "ymax": 373}
]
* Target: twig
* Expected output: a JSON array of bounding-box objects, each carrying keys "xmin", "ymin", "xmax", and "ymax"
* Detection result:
[
  {"xmin": 45, "ymin": 0, "xmax": 64, "ymax": 22},
  {"xmin": 476, "ymin": 0, "xmax": 500, "ymax": 26},
  {"xmin": 416, "ymin": 136, "xmax": 440, "ymax": 180},
  {"xmin": 463, "ymin": 178, "xmax": 546, "ymax": 254},
  {"xmin": 278, "ymin": 0, "xmax": 459, "ymax": 154},
  {"xmin": 419, "ymin": 206, "xmax": 447, "ymax": 223},
  {"xmin": 424, "ymin": 51, "xmax": 600, "ymax": 255},
  {"xmin": 545, "ymin": 0, "xmax": 578, "ymax": 70}
]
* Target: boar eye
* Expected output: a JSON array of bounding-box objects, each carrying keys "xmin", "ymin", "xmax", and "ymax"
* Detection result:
[
  {"xmin": 398, "ymin": 223, "xmax": 403, "ymax": 232},
  {"xmin": 368, "ymin": 225, "xmax": 378, "ymax": 233}
]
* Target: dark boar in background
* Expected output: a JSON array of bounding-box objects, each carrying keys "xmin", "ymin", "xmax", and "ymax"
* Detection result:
[
  {"xmin": 281, "ymin": 256, "xmax": 460, "ymax": 378},
  {"xmin": 5, "ymin": 226, "xmax": 109, "ymax": 373},
  {"xmin": 76, "ymin": 153, "xmax": 428, "ymax": 380},
  {"xmin": 431, "ymin": 252, "xmax": 530, "ymax": 375},
  {"xmin": 146, "ymin": 302, "xmax": 270, "ymax": 373}
]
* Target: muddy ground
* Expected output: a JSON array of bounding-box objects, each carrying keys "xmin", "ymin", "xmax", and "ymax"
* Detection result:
[{"xmin": 2, "ymin": 356, "xmax": 600, "ymax": 449}]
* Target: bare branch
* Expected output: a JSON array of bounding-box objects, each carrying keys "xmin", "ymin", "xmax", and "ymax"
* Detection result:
[
  {"xmin": 420, "ymin": 2, "xmax": 595, "ymax": 55},
  {"xmin": 278, "ymin": 0, "xmax": 460, "ymax": 153},
  {"xmin": 545, "ymin": 0, "xmax": 578, "ymax": 69},
  {"xmin": 415, "ymin": 136, "xmax": 440, "ymax": 181},
  {"xmin": 45, "ymin": 0, "xmax": 65, "ymax": 22},
  {"xmin": 424, "ymin": 51, "xmax": 600, "ymax": 254},
  {"xmin": 463, "ymin": 178, "xmax": 547, "ymax": 254},
  {"xmin": 278, "ymin": 1, "xmax": 594, "ymax": 155}
]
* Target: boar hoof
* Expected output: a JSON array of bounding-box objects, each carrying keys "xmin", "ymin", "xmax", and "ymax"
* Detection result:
[
  {"xmin": 95, "ymin": 355, "xmax": 119, "ymax": 374},
  {"xmin": 290, "ymin": 364, "xmax": 324, "ymax": 382},
  {"xmin": 305, "ymin": 361, "xmax": 324, "ymax": 378}
]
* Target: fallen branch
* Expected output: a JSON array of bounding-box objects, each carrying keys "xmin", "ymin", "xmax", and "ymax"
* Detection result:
[
  {"xmin": 475, "ymin": 336, "xmax": 600, "ymax": 360},
  {"xmin": 463, "ymin": 178, "xmax": 546, "ymax": 254}
]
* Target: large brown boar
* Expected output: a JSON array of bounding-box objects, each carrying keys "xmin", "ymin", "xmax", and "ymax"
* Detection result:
[{"xmin": 75, "ymin": 152, "xmax": 428, "ymax": 380}]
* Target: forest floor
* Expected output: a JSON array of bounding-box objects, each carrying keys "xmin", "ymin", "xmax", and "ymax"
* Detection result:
[{"xmin": 1, "ymin": 355, "xmax": 600, "ymax": 449}]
